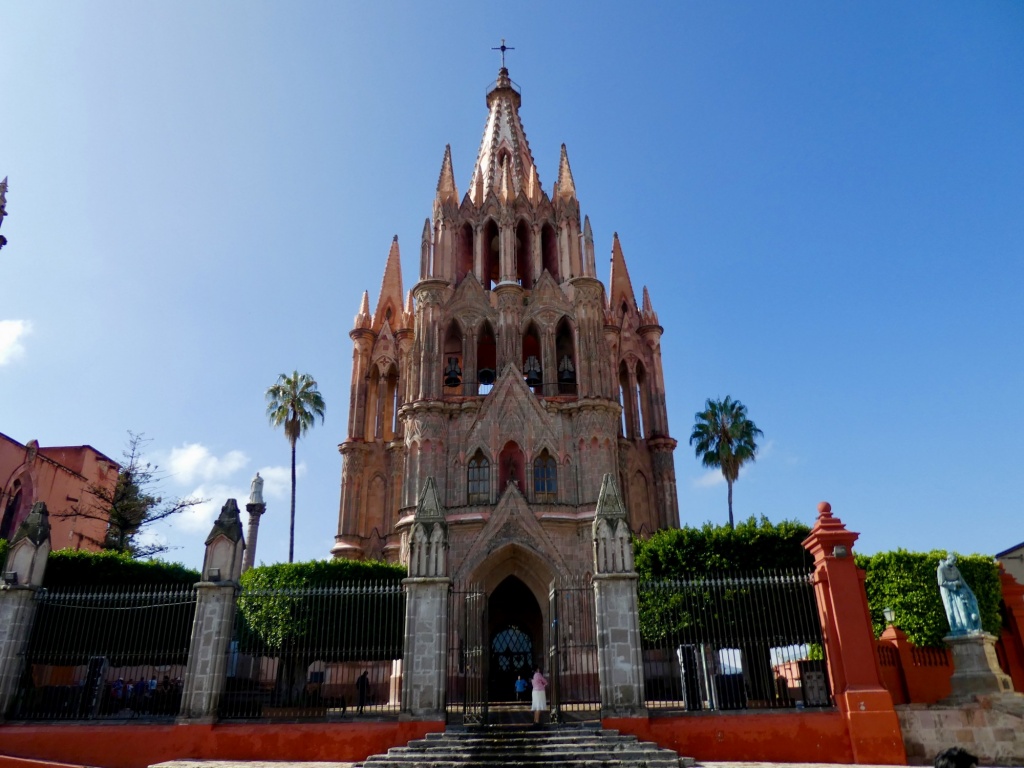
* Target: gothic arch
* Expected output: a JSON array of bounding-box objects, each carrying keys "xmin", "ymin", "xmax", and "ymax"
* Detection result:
[
  {"xmin": 481, "ymin": 218, "xmax": 500, "ymax": 290},
  {"xmin": 541, "ymin": 221, "xmax": 559, "ymax": 282},
  {"xmin": 456, "ymin": 222, "xmax": 474, "ymax": 285},
  {"xmin": 514, "ymin": 219, "xmax": 533, "ymax": 289}
]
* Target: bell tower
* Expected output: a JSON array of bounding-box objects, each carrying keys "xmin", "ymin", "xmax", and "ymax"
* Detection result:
[{"xmin": 332, "ymin": 66, "xmax": 679, "ymax": 575}]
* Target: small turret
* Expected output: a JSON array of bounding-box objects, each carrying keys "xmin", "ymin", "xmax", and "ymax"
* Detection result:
[
  {"xmin": 640, "ymin": 286, "xmax": 660, "ymax": 327},
  {"xmin": 582, "ymin": 215, "xmax": 596, "ymax": 277},
  {"xmin": 420, "ymin": 218, "xmax": 432, "ymax": 279},
  {"xmin": 373, "ymin": 236, "xmax": 405, "ymax": 331},
  {"xmin": 435, "ymin": 145, "xmax": 458, "ymax": 206},
  {"xmin": 353, "ymin": 290, "xmax": 371, "ymax": 330},
  {"xmin": 608, "ymin": 233, "xmax": 639, "ymax": 317}
]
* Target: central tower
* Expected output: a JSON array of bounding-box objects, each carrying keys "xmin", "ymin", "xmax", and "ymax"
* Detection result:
[{"xmin": 333, "ymin": 67, "xmax": 679, "ymax": 594}]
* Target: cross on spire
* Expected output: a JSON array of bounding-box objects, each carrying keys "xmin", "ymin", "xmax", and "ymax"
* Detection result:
[{"xmin": 492, "ymin": 38, "xmax": 514, "ymax": 68}]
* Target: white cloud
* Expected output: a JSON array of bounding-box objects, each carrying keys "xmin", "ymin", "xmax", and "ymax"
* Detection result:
[
  {"xmin": 0, "ymin": 320, "xmax": 31, "ymax": 365},
  {"xmin": 166, "ymin": 443, "xmax": 249, "ymax": 485},
  {"xmin": 176, "ymin": 483, "xmax": 249, "ymax": 533},
  {"xmin": 693, "ymin": 471, "xmax": 725, "ymax": 488}
]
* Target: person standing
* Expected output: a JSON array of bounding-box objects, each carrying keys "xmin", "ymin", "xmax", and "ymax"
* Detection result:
[
  {"xmin": 530, "ymin": 667, "xmax": 548, "ymax": 725},
  {"xmin": 515, "ymin": 674, "xmax": 528, "ymax": 703},
  {"xmin": 356, "ymin": 670, "xmax": 370, "ymax": 715}
]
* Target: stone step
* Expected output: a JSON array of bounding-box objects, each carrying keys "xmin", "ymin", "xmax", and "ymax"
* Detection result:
[{"xmin": 357, "ymin": 725, "xmax": 689, "ymax": 768}]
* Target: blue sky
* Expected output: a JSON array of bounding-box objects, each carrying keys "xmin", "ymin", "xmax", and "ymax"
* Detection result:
[{"xmin": 1, "ymin": 2, "xmax": 1021, "ymax": 571}]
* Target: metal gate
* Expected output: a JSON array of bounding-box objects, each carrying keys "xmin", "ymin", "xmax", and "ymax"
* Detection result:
[
  {"xmin": 446, "ymin": 583, "xmax": 487, "ymax": 725},
  {"xmin": 548, "ymin": 578, "xmax": 600, "ymax": 721}
]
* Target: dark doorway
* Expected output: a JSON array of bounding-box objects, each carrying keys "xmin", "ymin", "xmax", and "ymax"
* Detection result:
[{"xmin": 487, "ymin": 576, "xmax": 542, "ymax": 701}]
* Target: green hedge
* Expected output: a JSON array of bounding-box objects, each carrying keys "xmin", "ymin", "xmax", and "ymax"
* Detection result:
[
  {"xmin": 44, "ymin": 548, "xmax": 200, "ymax": 587},
  {"xmin": 856, "ymin": 549, "xmax": 1001, "ymax": 648},
  {"xmin": 0, "ymin": 538, "xmax": 8, "ymax": 569},
  {"xmin": 634, "ymin": 516, "xmax": 813, "ymax": 580}
]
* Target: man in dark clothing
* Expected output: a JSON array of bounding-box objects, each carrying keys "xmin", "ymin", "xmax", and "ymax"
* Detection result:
[{"xmin": 356, "ymin": 670, "xmax": 370, "ymax": 714}]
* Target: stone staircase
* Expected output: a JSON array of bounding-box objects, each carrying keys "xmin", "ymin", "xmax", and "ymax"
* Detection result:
[{"xmin": 357, "ymin": 723, "xmax": 695, "ymax": 768}]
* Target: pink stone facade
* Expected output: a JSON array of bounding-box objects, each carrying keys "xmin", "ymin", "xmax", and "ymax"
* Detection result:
[
  {"xmin": 0, "ymin": 432, "xmax": 118, "ymax": 551},
  {"xmin": 332, "ymin": 67, "xmax": 680, "ymax": 593}
]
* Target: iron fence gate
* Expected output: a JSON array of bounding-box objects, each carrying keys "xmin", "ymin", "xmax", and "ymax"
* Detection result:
[
  {"xmin": 446, "ymin": 583, "xmax": 487, "ymax": 725},
  {"xmin": 639, "ymin": 569, "xmax": 832, "ymax": 712},
  {"xmin": 220, "ymin": 580, "xmax": 405, "ymax": 720},
  {"xmin": 548, "ymin": 578, "xmax": 599, "ymax": 720},
  {"xmin": 9, "ymin": 584, "xmax": 196, "ymax": 721}
]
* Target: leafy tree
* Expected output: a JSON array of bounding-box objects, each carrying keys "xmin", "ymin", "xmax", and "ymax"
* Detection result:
[
  {"xmin": 689, "ymin": 396, "xmax": 763, "ymax": 529},
  {"xmin": 856, "ymin": 549, "xmax": 1001, "ymax": 647},
  {"xmin": 55, "ymin": 432, "xmax": 203, "ymax": 558},
  {"xmin": 266, "ymin": 371, "xmax": 326, "ymax": 563},
  {"xmin": 237, "ymin": 558, "xmax": 406, "ymax": 706}
]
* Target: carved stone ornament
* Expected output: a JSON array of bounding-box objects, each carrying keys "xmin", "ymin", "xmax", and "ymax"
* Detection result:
[
  {"xmin": 6, "ymin": 501, "xmax": 51, "ymax": 587},
  {"xmin": 593, "ymin": 474, "xmax": 634, "ymax": 574},
  {"xmin": 202, "ymin": 498, "xmax": 246, "ymax": 582},
  {"xmin": 409, "ymin": 478, "xmax": 448, "ymax": 577}
]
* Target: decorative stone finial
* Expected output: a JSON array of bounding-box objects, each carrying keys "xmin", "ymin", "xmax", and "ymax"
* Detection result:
[
  {"xmin": 5, "ymin": 501, "xmax": 51, "ymax": 587},
  {"xmin": 817, "ymin": 501, "xmax": 832, "ymax": 518},
  {"xmin": 202, "ymin": 499, "xmax": 245, "ymax": 582}
]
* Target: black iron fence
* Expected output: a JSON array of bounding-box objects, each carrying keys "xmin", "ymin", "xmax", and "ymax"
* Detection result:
[
  {"xmin": 639, "ymin": 569, "xmax": 832, "ymax": 711},
  {"xmin": 548, "ymin": 577, "xmax": 599, "ymax": 720},
  {"xmin": 9, "ymin": 584, "xmax": 196, "ymax": 720},
  {"xmin": 446, "ymin": 583, "xmax": 487, "ymax": 725},
  {"xmin": 220, "ymin": 580, "xmax": 405, "ymax": 720}
]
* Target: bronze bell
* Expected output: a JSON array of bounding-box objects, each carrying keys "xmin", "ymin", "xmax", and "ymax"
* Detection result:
[
  {"xmin": 478, "ymin": 368, "xmax": 496, "ymax": 386},
  {"xmin": 558, "ymin": 355, "xmax": 576, "ymax": 384},
  {"xmin": 444, "ymin": 357, "xmax": 462, "ymax": 388},
  {"xmin": 524, "ymin": 355, "xmax": 542, "ymax": 387}
]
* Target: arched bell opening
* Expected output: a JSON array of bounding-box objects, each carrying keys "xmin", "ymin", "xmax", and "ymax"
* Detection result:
[
  {"xmin": 382, "ymin": 364, "xmax": 399, "ymax": 441},
  {"xmin": 555, "ymin": 317, "xmax": 576, "ymax": 396},
  {"xmin": 443, "ymin": 321, "xmax": 464, "ymax": 395},
  {"xmin": 635, "ymin": 361, "xmax": 650, "ymax": 439},
  {"xmin": 365, "ymin": 366, "xmax": 381, "ymax": 440},
  {"xmin": 487, "ymin": 576, "xmax": 543, "ymax": 701},
  {"xmin": 618, "ymin": 360, "xmax": 632, "ymax": 438},
  {"xmin": 456, "ymin": 223, "xmax": 474, "ymax": 286},
  {"xmin": 541, "ymin": 222, "xmax": 559, "ymax": 282},
  {"xmin": 476, "ymin": 321, "xmax": 497, "ymax": 395},
  {"xmin": 514, "ymin": 220, "xmax": 533, "ymax": 290},
  {"xmin": 482, "ymin": 220, "xmax": 500, "ymax": 291},
  {"xmin": 522, "ymin": 324, "xmax": 542, "ymax": 392}
]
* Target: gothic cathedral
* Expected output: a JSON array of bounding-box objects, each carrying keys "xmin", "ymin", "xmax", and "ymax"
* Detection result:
[{"xmin": 333, "ymin": 66, "xmax": 679, "ymax": 604}]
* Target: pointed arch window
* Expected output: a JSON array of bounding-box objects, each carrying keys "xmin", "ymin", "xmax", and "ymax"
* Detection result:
[
  {"xmin": 533, "ymin": 451, "xmax": 557, "ymax": 502},
  {"xmin": 468, "ymin": 452, "xmax": 490, "ymax": 505}
]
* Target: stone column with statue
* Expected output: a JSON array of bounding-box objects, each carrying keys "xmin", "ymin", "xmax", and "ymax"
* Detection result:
[
  {"xmin": 937, "ymin": 553, "xmax": 1015, "ymax": 701},
  {"xmin": 243, "ymin": 472, "xmax": 266, "ymax": 572},
  {"xmin": 400, "ymin": 477, "xmax": 450, "ymax": 719},
  {"xmin": 0, "ymin": 502, "xmax": 51, "ymax": 720},
  {"xmin": 591, "ymin": 474, "xmax": 647, "ymax": 717},
  {"xmin": 178, "ymin": 499, "xmax": 246, "ymax": 722}
]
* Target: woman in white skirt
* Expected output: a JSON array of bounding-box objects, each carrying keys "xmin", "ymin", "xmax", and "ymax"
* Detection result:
[{"xmin": 530, "ymin": 667, "xmax": 548, "ymax": 724}]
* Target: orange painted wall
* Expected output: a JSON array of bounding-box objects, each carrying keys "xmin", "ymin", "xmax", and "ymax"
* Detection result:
[
  {"xmin": 606, "ymin": 711, "xmax": 856, "ymax": 764},
  {"xmin": 0, "ymin": 721, "xmax": 444, "ymax": 768}
]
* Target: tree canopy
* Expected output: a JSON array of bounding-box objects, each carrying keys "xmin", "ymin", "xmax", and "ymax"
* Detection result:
[
  {"xmin": 689, "ymin": 396, "xmax": 763, "ymax": 529},
  {"xmin": 54, "ymin": 432, "xmax": 203, "ymax": 558}
]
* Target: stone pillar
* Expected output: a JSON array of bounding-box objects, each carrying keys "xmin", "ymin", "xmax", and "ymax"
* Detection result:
[
  {"xmin": 944, "ymin": 633, "xmax": 1014, "ymax": 701},
  {"xmin": 0, "ymin": 502, "xmax": 51, "ymax": 720},
  {"xmin": 243, "ymin": 502, "xmax": 266, "ymax": 572},
  {"xmin": 401, "ymin": 478, "xmax": 450, "ymax": 719},
  {"xmin": 802, "ymin": 501, "xmax": 906, "ymax": 765},
  {"xmin": 179, "ymin": 499, "xmax": 245, "ymax": 722},
  {"xmin": 591, "ymin": 474, "xmax": 646, "ymax": 717}
]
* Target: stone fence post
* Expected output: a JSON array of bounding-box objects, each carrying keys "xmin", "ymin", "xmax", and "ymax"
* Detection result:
[
  {"xmin": 802, "ymin": 501, "xmax": 906, "ymax": 764},
  {"xmin": 179, "ymin": 499, "xmax": 245, "ymax": 722},
  {"xmin": 401, "ymin": 478, "xmax": 450, "ymax": 719},
  {"xmin": 592, "ymin": 474, "xmax": 646, "ymax": 717},
  {"xmin": 0, "ymin": 502, "xmax": 51, "ymax": 720}
]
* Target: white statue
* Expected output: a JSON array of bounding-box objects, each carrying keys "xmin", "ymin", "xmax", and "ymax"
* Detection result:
[{"xmin": 249, "ymin": 472, "xmax": 264, "ymax": 505}]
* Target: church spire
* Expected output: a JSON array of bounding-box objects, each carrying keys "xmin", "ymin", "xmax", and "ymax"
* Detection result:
[
  {"xmin": 469, "ymin": 66, "xmax": 541, "ymax": 206},
  {"xmin": 582, "ymin": 215, "xmax": 596, "ymax": 278},
  {"xmin": 554, "ymin": 144, "xmax": 577, "ymax": 201},
  {"xmin": 435, "ymin": 144, "xmax": 458, "ymax": 206},
  {"xmin": 353, "ymin": 290, "xmax": 371, "ymax": 330},
  {"xmin": 372, "ymin": 235, "xmax": 405, "ymax": 332},
  {"xmin": 608, "ymin": 232, "xmax": 638, "ymax": 316}
]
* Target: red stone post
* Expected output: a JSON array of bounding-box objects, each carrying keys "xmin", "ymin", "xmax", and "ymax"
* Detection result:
[
  {"xmin": 997, "ymin": 565, "xmax": 1024, "ymax": 691},
  {"xmin": 802, "ymin": 502, "xmax": 907, "ymax": 765}
]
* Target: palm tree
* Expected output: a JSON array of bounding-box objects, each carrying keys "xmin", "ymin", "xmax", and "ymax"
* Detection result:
[
  {"xmin": 689, "ymin": 396, "xmax": 763, "ymax": 529},
  {"xmin": 266, "ymin": 371, "xmax": 326, "ymax": 563}
]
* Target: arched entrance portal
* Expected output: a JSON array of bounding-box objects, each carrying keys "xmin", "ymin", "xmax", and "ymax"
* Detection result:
[{"xmin": 487, "ymin": 576, "xmax": 542, "ymax": 701}]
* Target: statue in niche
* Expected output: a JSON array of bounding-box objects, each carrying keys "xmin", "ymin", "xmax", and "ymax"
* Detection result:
[
  {"xmin": 937, "ymin": 554, "xmax": 982, "ymax": 636},
  {"xmin": 411, "ymin": 523, "xmax": 428, "ymax": 576}
]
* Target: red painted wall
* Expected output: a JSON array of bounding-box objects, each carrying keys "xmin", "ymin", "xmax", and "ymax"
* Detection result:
[
  {"xmin": 606, "ymin": 711, "xmax": 856, "ymax": 764},
  {"xmin": 0, "ymin": 721, "xmax": 444, "ymax": 768}
]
